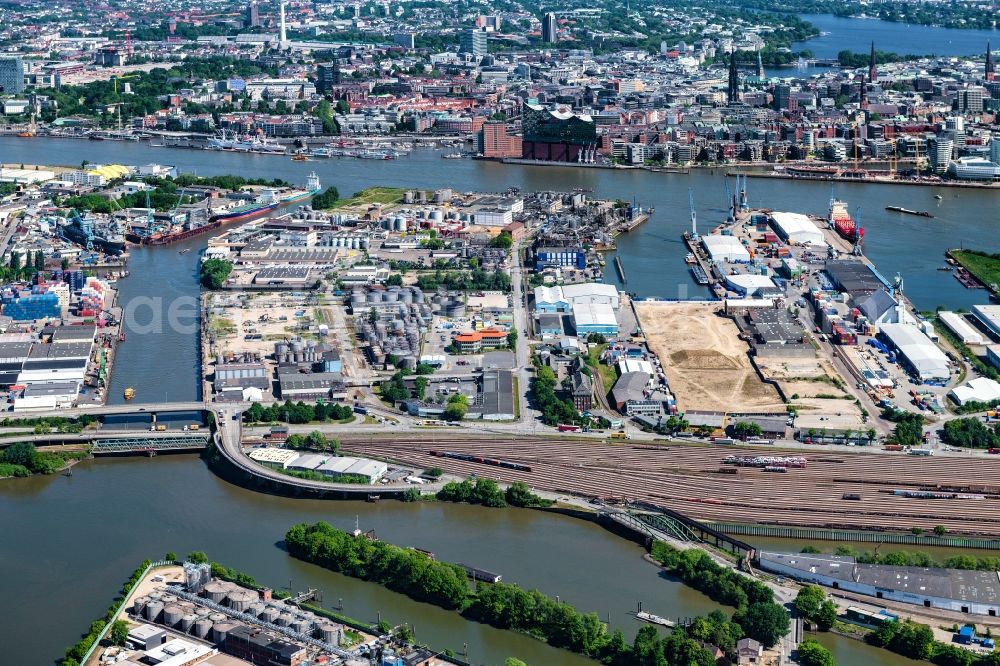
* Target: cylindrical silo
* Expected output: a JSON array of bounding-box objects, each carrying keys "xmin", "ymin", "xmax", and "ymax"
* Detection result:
[
  {"xmin": 260, "ymin": 607, "xmax": 279, "ymax": 624},
  {"xmin": 203, "ymin": 581, "xmax": 229, "ymax": 604},
  {"xmin": 212, "ymin": 621, "xmax": 239, "ymax": 643},
  {"xmin": 193, "ymin": 617, "xmax": 213, "ymax": 638},
  {"xmin": 227, "ymin": 588, "xmax": 256, "ymax": 612},
  {"xmin": 145, "ymin": 600, "xmax": 164, "ymax": 622},
  {"xmin": 209, "ymin": 613, "xmax": 227, "ymax": 624},
  {"xmin": 132, "ymin": 596, "xmax": 148, "ymax": 616},
  {"xmin": 163, "ymin": 604, "xmax": 185, "ymax": 628},
  {"xmin": 317, "ymin": 623, "xmax": 342, "ymax": 645},
  {"xmin": 161, "ymin": 594, "xmax": 178, "ymax": 605},
  {"xmin": 247, "ymin": 602, "xmax": 266, "ymax": 618},
  {"xmin": 180, "ymin": 614, "xmax": 197, "ymax": 632},
  {"xmin": 384, "ymin": 289, "xmax": 398, "ymax": 303},
  {"xmin": 292, "ymin": 618, "xmax": 312, "ymax": 634},
  {"xmin": 276, "ymin": 612, "xmax": 295, "ymax": 627}
]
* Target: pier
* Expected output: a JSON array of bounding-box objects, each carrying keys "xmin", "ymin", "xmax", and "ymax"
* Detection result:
[{"xmin": 615, "ymin": 255, "xmax": 627, "ymax": 284}]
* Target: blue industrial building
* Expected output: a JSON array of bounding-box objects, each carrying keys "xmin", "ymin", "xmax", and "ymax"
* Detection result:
[{"xmin": 535, "ymin": 246, "xmax": 586, "ymax": 271}]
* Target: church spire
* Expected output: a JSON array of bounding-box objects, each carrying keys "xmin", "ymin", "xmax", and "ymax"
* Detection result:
[
  {"xmin": 728, "ymin": 50, "xmax": 739, "ymax": 104},
  {"xmin": 868, "ymin": 41, "xmax": 877, "ymax": 83}
]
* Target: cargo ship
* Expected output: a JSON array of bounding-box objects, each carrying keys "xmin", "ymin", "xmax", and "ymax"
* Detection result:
[
  {"xmin": 829, "ymin": 198, "xmax": 864, "ymax": 243},
  {"xmin": 278, "ymin": 173, "xmax": 321, "ymax": 206},
  {"xmin": 57, "ymin": 211, "xmax": 127, "ymax": 255},
  {"xmin": 210, "ymin": 191, "xmax": 281, "ymax": 224}
]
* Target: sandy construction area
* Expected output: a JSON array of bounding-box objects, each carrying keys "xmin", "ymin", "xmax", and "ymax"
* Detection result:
[{"xmin": 635, "ymin": 301, "xmax": 784, "ymax": 412}]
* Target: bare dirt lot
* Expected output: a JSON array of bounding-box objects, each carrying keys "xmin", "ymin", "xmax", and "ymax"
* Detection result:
[{"xmin": 635, "ymin": 301, "xmax": 784, "ymax": 412}]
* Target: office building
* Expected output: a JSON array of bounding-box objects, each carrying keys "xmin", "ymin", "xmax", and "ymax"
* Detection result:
[
  {"xmin": 315, "ymin": 62, "xmax": 340, "ymax": 93},
  {"xmin": 542, "ymin": 12, "xmax": 558, "ymax": 43},
  {"xmin": 0, "ymin": 57, "xmax": 24, "ymax": 94},
  {"xmin": 930, "ymin": 136, "xmax": 954, "ymax": 174},
  {"xmin": 393, "ymin": 32, "xmax": 415, "ymax": 49},
  {"xmin": 459, "ymin": 28, "xmax": 488, "ymax": 57},
  {"xmin": 960, "ymin": 87, "xmax": 986, "ymax": 113},
  {"xmin": 246, "ymin": 0, "xmax": 260, "ymax": 27}
]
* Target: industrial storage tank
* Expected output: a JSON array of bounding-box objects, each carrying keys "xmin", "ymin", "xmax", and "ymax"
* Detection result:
[
  {"xmin": 211, "ymin": 622, "xmax": 239, "ymax": 644},
  {"xmin": 317, "ymin": 623, "xmax": 343, "ymax": 646},
  {"xmin": 226, "ymin": 588, "xmax": 256, "ymax": 612},
  {"xmin": 430, "ymin": 210, "xmax": 444, "ymax": 224},
  {"xmin": 180, "ymin": 614, "xmax": 197, "ymax": 633},
  {"xmin": 384, "ymin": 289, "xmax": 398, "ymax": 303},
  {"xmin": 144, "ymin": 600, "xmax": 164, "ymax": 623},
  {"xmin": 132, "ymin": 596, "xmax": 148, "ymax": 616},
  {"xmin": 260, "ymin": 607, "xmax": 280, "ymax": 623},
  {"xmin": 209, "ymin": 613, "xmax": 227, "ymax": 624},
  {"xmin": 247, "ymin": 602, "xmax": 266, "ymax": 618},
  {"xmin": 368, "ymin": 290, "xmax": 383, "ymax": 303},
  {"xmin": 446, "ymin": 302, "xmax": 466, "ymax": 318},
  {"xmin": 163, "ymin": 604, "xmax": 185, "ymax": 628},
  {"xmin": 276, "ymin": 612, "xmax": 296, "ymax": 627},
  {"xmin": 161, "ymin": 594, "xmax": 178, "ymax": 604},
  {"xmin": 202, "ymin": 581, "xmax": 230, "ymax": 604},
  {"xmin": 192, "ymin": 618, "xmax": 213, "ymax": 638},
  {"xmin": 291, "ymin": 618, "xmax": 312, "ymax": 634}
]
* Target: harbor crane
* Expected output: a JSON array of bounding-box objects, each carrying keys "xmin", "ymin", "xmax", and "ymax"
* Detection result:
[{"xmin": 688, "ymin": 188, "xmax": 698, "ymax": 239}]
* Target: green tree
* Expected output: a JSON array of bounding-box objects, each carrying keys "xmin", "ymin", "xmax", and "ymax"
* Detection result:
[
  {"xmin": 506, "ymin": 481, "xmax": 544, "ymax": 507},
  {"xmin": 934, "ymin": 525, "xmax": 947, "ymax": 536},
  {"xmin": 311, "ymin": 186, "xmax": 341, "ymax": 209},
  {"xmin": 187, "ymin": 551, "xmax": 209, "ymax": 564},
  {"xmin": 165, "ymin": 551, "xmax": 178, "ymax": 561},
  {"xmin": 815, "ymin": 600, "xmax": 838, "ymax": 631},
  {"xmin": 507, "ymin": 330, "xmax": 518, "ymax": 348},
  {"xmin": 732, "ymin": 421, "xmax": 763, "ymax": 440},
  {"xmin": 734, "ymin": 601, "xmax": 790, "ymax": 648},
  {"xmin": 505, "ymin": 659, "xmax": 528, "ymax": 666},
  {"xmin": 109, "ymin": 620, "xmax": 130, "ymax": 647},
  {"xmin": 200, "ymin": 258, "xmax": 233, "ymax": 289},
  {"xmin": 2, "ymin": 441, "xmax": 36, "ymax": 467},
  {"xmin": 490, "ymin": 232, "xmax": 514, "ymax": 249},
  {"xmin": 797, "ymin": 638, "xmax": 835, "ymax": 666},
  {"xmin": 414, "ymin": 376, "xmax": 428, "ymax": 400},
  {"xmin": 386, "ymin": 273, "xmax": 404, "ymax": 287},
  {"xmin": 794, "ymin": 585, "xmax": 825, "ymax": 620}
]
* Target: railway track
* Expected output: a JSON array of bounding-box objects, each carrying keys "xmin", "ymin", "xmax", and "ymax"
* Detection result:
[{"xmin": 338, "ymin": 436, "xmax": 1000, "ymax": 537}]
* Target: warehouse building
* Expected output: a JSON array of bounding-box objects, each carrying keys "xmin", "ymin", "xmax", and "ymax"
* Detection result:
[
  {"xmin": 972, "ymin": 305, "xmax": 1000, "ymax": 341},
  {"xmin": 535, "ymin": 247, "xmax": 586, "ymax": 270},
  {"xmin": 573, "ymin": 302, "xmax": 619, "ymax": 336},
  {"xmin": 725, "ymin": 274, "xmax": 779, "ymax": 298},
  {"xmin": 769, "ymin": 212, "xmax": 826, "ymax": 246},
  {"xmin": 824, "ymin": 260, "xmax": 883, "ymax": 297},
  {"xmin": 701, "ymin": 235, "xmax": 751, "ymax": 263},
  {"xmin": 561, "ymin": 283, "xmax": 620, "ymax": 308},
  {"xmin": 248, "ymin": 447, "xmax": 300, "ymax": 469},
  {"xmin": 277, "ymin": 372, "xmax": 346, "ymax": 400},
  {"xmin": 949, "ymin": 377, "xmax": 1000, "ymax": 406},
  {"xmin": 610, "ymin": 371, "xmax": 652, "ymax": 414},
  {"xmin": 939, "ymin": 311, "xmax": 986, "ymax": 346},
  {"xmin": 878, "ymin": 323, "xmax": 950, "ymax": 382},
  {"xmin": 758, "ymin": 551, "xmax": 1000, "ymax": 616},
  {"xmin": 477, "ymin": 369, "xmax": 515, "ymax": 420},
  {"xmin": 286, "ymin": 453, "xmax": 387, "ymax": 483}
]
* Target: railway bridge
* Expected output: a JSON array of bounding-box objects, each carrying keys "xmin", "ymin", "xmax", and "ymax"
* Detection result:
[{"xmin": 605, "ymin": 501, "xmax": 756, "ymax": 558}]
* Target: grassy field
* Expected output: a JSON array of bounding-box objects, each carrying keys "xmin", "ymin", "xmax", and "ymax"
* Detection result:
[
  {"xmin": 952, "ymin": 250, "xmax": 1000, "ymax": 291},
  {"xmin": 585, "ymin": 344, "xmax": 618, "ymax": 397},
  {"xmin": 329, "ymin": 187, "xmax": 407, "ymax": 209}
]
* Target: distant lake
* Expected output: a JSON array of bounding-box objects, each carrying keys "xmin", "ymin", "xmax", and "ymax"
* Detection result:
[{"xmin": 792, "ymin": 13, "xmax": 997, "ymax": 59}]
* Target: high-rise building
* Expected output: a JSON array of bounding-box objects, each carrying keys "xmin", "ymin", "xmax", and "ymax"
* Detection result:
[
  {"xmin": 279, "ymin": 1, "xmax": 288, "ymax": 48},
  {"xmin": 246, "ymin": 0, "xmax": 260, "ymax": 27},
  {"xmin": 315, "ymin": 61, "xmax": 341, "ymax": 93},
  {"xmin": 727, "ymin": 52, "xmax": 740, "ymax": 105},
  {"xmin": 986, "ymin": 42, "xmax": 995, "ymax": 82},
  {"xmin": 990, "ymin": 134, "xmax": 1000, "ymax": 164},
  {"xmin": 393, "ymin": 32, "xmax": 415, "ymax": 49},
  {"xmin": 0, "ymin": 56, "xmax": 24, "ymax": 94},
  {"xmin": 541, "ymin": 12, "xmax": 557, "ymax": 43},
  {"xmin": 946, "ymin": 116, "xmax": 966, "ymax": 147},
  {"xmin": 930, "ymin": 136, "xmax": 954, "ymax": 174},
  {"xmin": 774, "ymin": 83, "xmax": 791, "ymax": 111},
  {"xmin": 868, "ymin": 41, "xmax": 878, "ymax": 83},
  {"xmin": 960, "ymin": 87, "xmax": 986, "ymax": 113},
  {"xmin": 459, "ymin": 28, "xmax": 487, "ymax": 57}
]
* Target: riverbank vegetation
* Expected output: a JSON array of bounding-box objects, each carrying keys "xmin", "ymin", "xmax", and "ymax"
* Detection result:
[
  {"xmin": 0, "ymin": 442, "xmax": 88, "ymax": 478},
  {"xmin": 951, "ymin": 251, "xmax": 1000, "ymax": 294},
  {"xmin": 436, "ymin": 478, "xmax": 551, "ymax": 508},
  {"xmin": 200, "ymin": 258, "xmax": 233, "ymax": 289},
  {"xmin": 328, "ymin": 187, "xmax": 406, "ymax": 209},
  {"xmin": 650, "ymin": 542, "xmax": 790, "ymax": 648},
  {"xmin": 286, "ymin": 521, "xmax": 748, "ymax": 664}
]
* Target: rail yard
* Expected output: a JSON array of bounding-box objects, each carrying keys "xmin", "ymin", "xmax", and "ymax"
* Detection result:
[{"xmin": 340, "ymin": 435, "xmax": 1000, "ymax": 537}]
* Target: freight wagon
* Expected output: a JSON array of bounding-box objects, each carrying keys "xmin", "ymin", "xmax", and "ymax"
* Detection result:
[{"xmin": 428, "ymin": 450, "xmax": 533, "ymax": 472}]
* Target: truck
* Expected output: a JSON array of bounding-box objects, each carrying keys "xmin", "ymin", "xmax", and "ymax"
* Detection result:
[
  {"xmin": 557, "ymin": 424, "xmax": 581, "ymax": 432},
  {"xmin": 610, "ymin": 432, "xmax": 631, "ymax": 440}
]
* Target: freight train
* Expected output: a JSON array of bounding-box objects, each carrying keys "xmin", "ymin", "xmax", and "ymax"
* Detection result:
[{"xmin": 428, "ymin": 450, "xmax": 533, "ymax": 472}]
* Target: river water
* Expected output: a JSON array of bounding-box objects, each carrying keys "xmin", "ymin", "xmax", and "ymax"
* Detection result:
[{"xmin": 1, "ymin": 136, "xmax": 997, "ymax": 664}]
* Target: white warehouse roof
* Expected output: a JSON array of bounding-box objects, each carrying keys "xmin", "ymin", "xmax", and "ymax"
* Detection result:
[
  {"xmin": 701, "ymin": 235, "xmax": 751, "ymax": 263},
  {"xmin": 725, "ymin": 273, "xmax": 776, "ymax": 294},
  {"xmin": 938, "ymin": 311, "xmax": 985, "ymax": 346},
  {"xmin": 770, "ymin": 212, "xmax": 826, "ymax": 246},
  {"xmin": 561, "ymin": 282, "xmax": 620, "ymax": 307},
  {"xmin": 949, "ymin": 377, "xmax": 1000, "ymax": 406},
  {"xmin": 880, "ymin": 323, "xmax": 950, "ymax": 381}
]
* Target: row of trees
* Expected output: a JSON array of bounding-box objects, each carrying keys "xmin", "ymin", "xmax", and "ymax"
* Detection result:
[
  {"xmin": 794, "ymin": 585, "xmax": 838, "ymax": 630},
  {"xmin": 826, "ymin": 546, "xmax": 1000, "ymax": 572},
  {"xmin": 940, "ymin": 418, "xmax": 1000, "ymax": 449},
  {"xmin": 415, "ymin": 267, "xmax": 512, "ymax": 292},
  {"xmin": 285, "ymin": 430, "xmax": 340, "ymax": 454},
  {"xmin": 650, "ymin": 542, "xmax": 789, "ymax": 648},
  {"xmin": 243, "ymin": 400, "xmax": 353, "ymax": 424}
]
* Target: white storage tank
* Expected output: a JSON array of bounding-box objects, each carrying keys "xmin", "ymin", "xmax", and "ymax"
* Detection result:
[
  {"xmin": 163, "ymin": 604, "xmax": 185, "ymax": 628},
  {"xmin": 144, "ymin": 600, "xmax": 164, "ymax": 622}
]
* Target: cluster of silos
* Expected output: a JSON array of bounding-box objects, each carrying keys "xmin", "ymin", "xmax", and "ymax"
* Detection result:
[
  {"xmin": 430, "ymin": 291, "xmax": 467, "ymax": 319},
  {"xmin": 353, "ymin": 287, "xmax": 430, "ymax": 368},
  {"xmin": 380, "ymin": 215, "xmax": 409, "ymax": 233},
  {"xmin": 323, "ymin": 233, "xmax": 369, "ymax": 249},
  {"xmin": 403, "ymin": 190, "xmax": 428, "ymax": 204},
  {"xmin": 274, "ymin": 337, "xmax": 321, "ymax": 364},
  {"xmin": 216, "ymin": 351, "xmax": 263, "ymax": 366},
  {"xmin": 183, "ymin": 562, "xmax": 211, "ymax": 593}
]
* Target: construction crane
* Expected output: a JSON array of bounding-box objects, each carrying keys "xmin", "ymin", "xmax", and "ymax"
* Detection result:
[
  {"xmin": 688, "ymin": 188, "xmax": 697, "ymax": 239},
  {"xmin": 723, "ymin": 176, "xmax": 734, "ymax": 221}
]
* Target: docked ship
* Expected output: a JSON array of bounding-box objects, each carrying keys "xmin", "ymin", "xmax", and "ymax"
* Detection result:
[
  {"xmin": 829, "ymin": 198, "xmax": 864, "ymax": 243},
  {"xmin": 57, "ymin": 211, "xmax": 127, "ymax": 255},
  {"xmin": 210, "ymin": 191, "xmax": 280, "ymax": 224},
  {"xmin": 207, "ymin": 130, "xmax": 286, "ymax": 155},
  {"xmin": 279, "ymin": 173, "xmax": 321, "ymax": 205}
]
